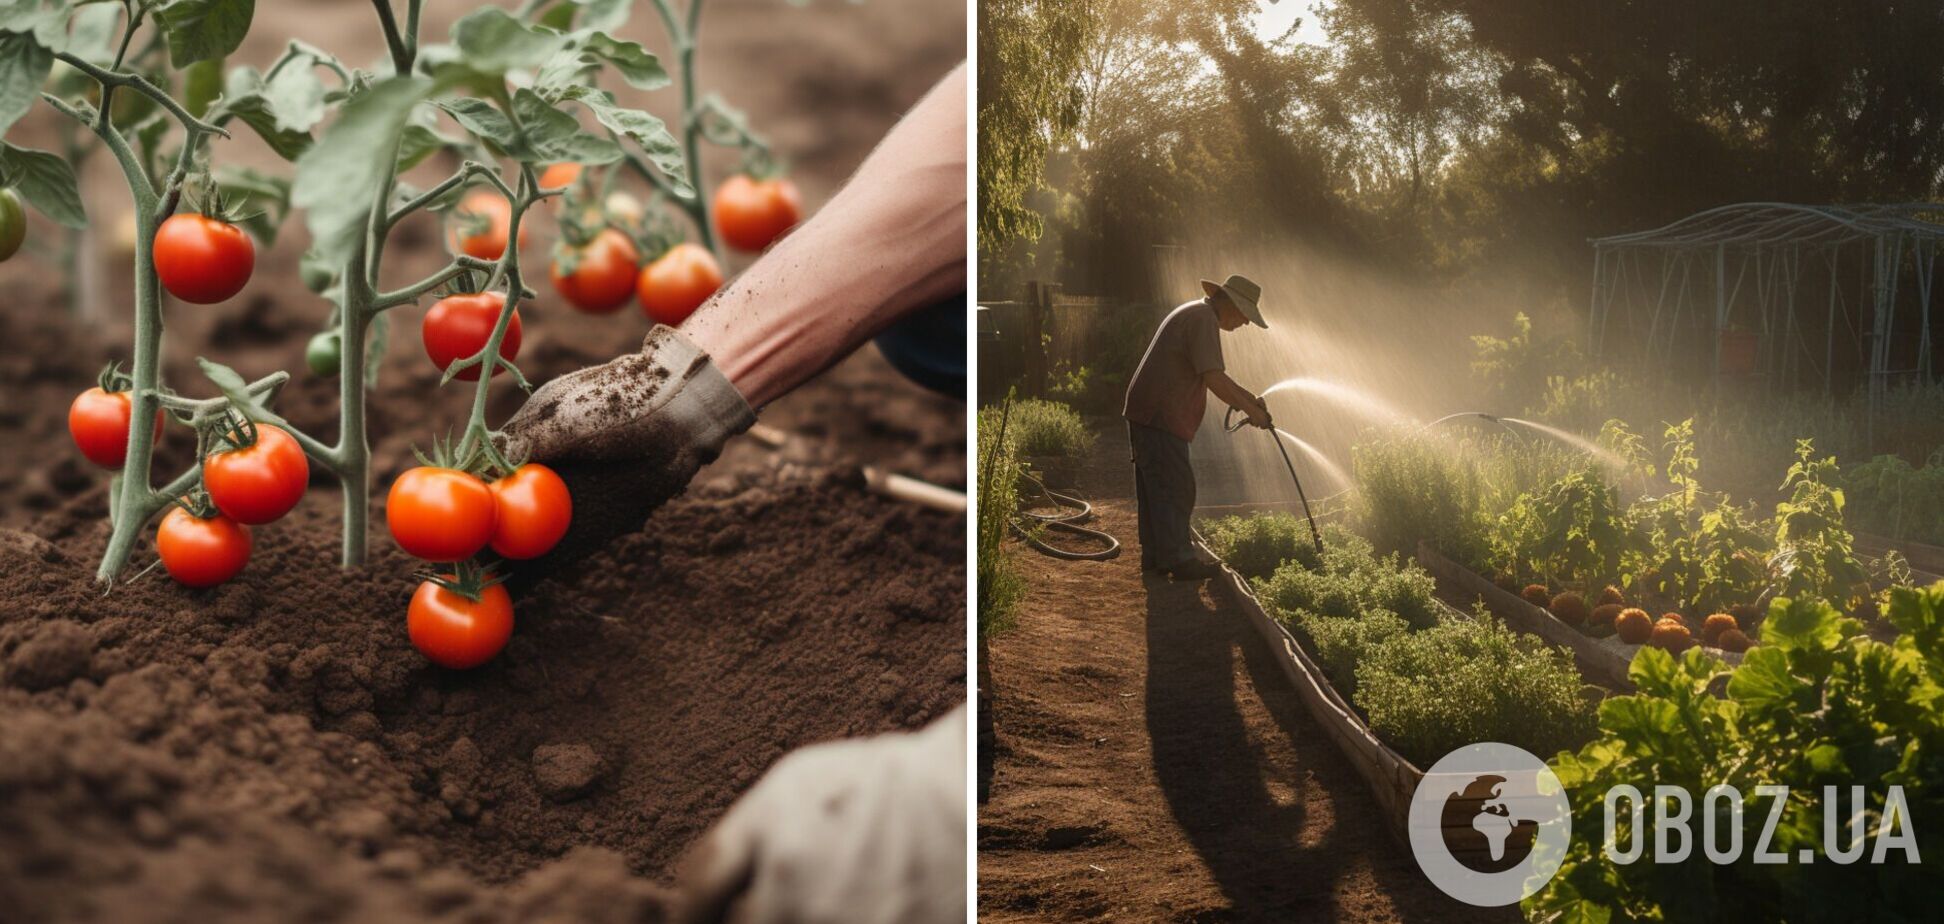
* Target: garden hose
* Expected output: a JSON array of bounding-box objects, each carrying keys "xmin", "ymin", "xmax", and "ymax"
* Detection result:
[
  {"xmin": 1225, "ymin": 406, "xmax": 1326, "ymax": 558},
  {"xmin": 1011, "ymin": 467, "xmax": 1121, "ymax": 561}
]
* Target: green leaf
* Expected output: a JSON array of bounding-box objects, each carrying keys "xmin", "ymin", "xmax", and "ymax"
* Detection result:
[
  {"xmin": 451, "ymin": 7, "xmax": 566, "ymax": 75},
  {"xmin": 293, "ymin": 76, "xmax": 434, "ymax": 266},
  {"xmin": 1764, "ymin": 596, "xmax": 1849, "ymax": 653},
  {"xmin": 435, "ymin": 96, "xmax": 519, "ymax": 151},
  {"xmin": 64, "ymin": 4, "xmax": 126, "ymax": 63},
  {"xmin": 395, "ymin": 123, "xmax": 458, "ymax": 170},
  {"xmin": 223, "ymin": 94, "xmax": 314, "ymax": 161},
  {"xmin": 534, "ymin": 1, "xmax": 578, "ymax": 32},
  {"xmin": 183, "ymin": 58, "xmax": 224, "ymax": 118},
  {"xmin": 0, "ymin": 142, "xmax": 85, "ymax": 228},
  {"xmin": 579, "ymin": 33, "xmax": 667, "ymax": 90},
  {"xmin": 575, "ymin": 0, "xmax": 630, "ymax": 32},
  {"xmin": 511, "ymin": 88, "xmax": 621, "ymax": 165},
  {"xmin": 0, "ymin": 32, "xmax": 53, "ymax": 136},
  {"xmin": 1725, "ymin": 646, "xmax": 1796, "ymax": 711},
  {"xmin": 262, "ymin": 63, "xmax": 327, "ymax": 133},
  {"xmin": 155, "ymin": 0, "xmax": 256, "ymax": 67},
  {"xmin": 194, "ymin": 357, "xmax": 268, "ymax": 419},
  {"xmin": 559, "ymin": 86, "xmax": 688, "ymax": 194}
]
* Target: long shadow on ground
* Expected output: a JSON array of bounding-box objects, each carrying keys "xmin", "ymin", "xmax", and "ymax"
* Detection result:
[
  {"xmin": 1143, "ymin": 573, "xmax": 1343, "ymax": 922},
  {"xmin": 1143, "ymin": 572, "xmax": 1514, "ymax": 924}
]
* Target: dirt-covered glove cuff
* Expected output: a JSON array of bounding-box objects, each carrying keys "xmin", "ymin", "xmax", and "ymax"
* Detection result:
[{"xmin": 500, "ymin": 325, "xmax": 755, "ymax": 467}]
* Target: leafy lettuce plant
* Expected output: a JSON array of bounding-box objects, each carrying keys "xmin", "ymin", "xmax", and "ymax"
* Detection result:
[{"xmin": 1527, "ymin": 586, "xmax": 1944, "ymax": 922}]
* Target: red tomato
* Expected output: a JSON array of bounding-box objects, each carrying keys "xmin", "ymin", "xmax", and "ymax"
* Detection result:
[
  {"xmin": 636, "ymin": 243, "xmax": 723, "ymax": 326},
  {"xmin": 550, "ymin": 229, "xmax": 639, "ymax": 314},
  {"xmin": 408, "ymin": 578, "xmax": 514, "ymax": 669},
  {"xmin": 449, "ymin": 190, "xmax": 528, "ymax": 260},
  {"xmin": 539, "ymin": 162, "xmax": 583, "ymax": 192},
  {"xmin": 423, "ymin": 292, "xmax": 522, "ymax": 381},
  {"xmin": 203, "ymin": 424, "xmax": 310, "ymax": 525},
  {"xmin": 387, "ymin": 467, "xmax": 496, "ymax": 562},
  {"xmin": 69, "ymin": 387, "xmax": 162, "ymax": 469},
  {"xmin": 154, "ymin": 213, "xmax": 254, "ymax": 304},
  {"xmin": 714, "ymin": 175, "xmax": 802, "ymax": 252},
  {"xmin": 489, "ymin": 463, "xmax": 573, "ymax": 559},
  {"xmin": 156, "ymin": 506, "xmax": 251, "ymax": 587}
]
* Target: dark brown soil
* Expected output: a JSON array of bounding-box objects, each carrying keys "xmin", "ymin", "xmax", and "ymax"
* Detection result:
[
  {"xmin": 0, "ymin": 2, "xmax": 965, "ymax": 921},
  {"xmin": 977, "ymin": 424, "xmax": 1511, "ymax": 923}
]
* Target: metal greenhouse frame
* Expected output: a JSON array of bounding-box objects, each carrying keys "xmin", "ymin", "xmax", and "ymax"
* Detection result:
[{"xmin": 1588, "ymin": 203, "xmax": 1943, "ymax": 429}]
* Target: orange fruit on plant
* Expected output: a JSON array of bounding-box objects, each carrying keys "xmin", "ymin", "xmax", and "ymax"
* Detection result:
[
  {"xmin": 539, "ymin": 162, "xmax": 583, "ymax": 192},
  {"xmin": 713, "ymin": 174, "xmax": 801, "ymax": 252},
  {"xmin": 637, "ymin": 242, "xmax": 723, "ymax": 326},
  {"xmin": 551, "ymin": 229, "xmax": 640, "ymax": 314},
  {"xmin": 449, "ymin": 190, "xmax": 527, "ymax": 260}
]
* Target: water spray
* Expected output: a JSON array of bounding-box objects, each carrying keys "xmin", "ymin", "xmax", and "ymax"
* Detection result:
[{"xmin": 1225, "ymin": 406, "xmax": 1326, "ymax": 558}]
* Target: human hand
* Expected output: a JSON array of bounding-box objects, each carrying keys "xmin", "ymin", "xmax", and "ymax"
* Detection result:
[
  {"xmin": 495, "ymin": 326, "xmax": 755, "ymax": 582},
  {"xmin": 672, "ymin": 705, "xmax": 967, "ymax": 924},
  {"xmin": 1245, "ymin": 397, "xmax": 1273, "ymax": 430}
]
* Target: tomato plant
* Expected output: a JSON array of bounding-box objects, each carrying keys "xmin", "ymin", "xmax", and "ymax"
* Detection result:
[
  {"xmin": 638, "ymin": 242, "xmax": 723, "ymax": 325},
  {"xmin": 203, "ymin": 422, "xmax": 309, "ymax": 525},
  {"xmin": 423, "ymin": 292, "xmax": 522, "ymax": 382},
  {"xmin": 156, "ymin": 504, "xmax": 251, "ymax": 588},
  {"xmin": 714, "ymin": 174, "xmax": 800, "ymax": 251},
  {"xmin": 407, "ymin": 565, "xmax": 513, "ymax": 669},
  {"xmin": 153, "ymin": 212, "xmax": 254, "ymax": 304},
  {"xmin": 387, "ymin": 466, "xmax": 497, "ymax": 563},
  {"xmin": 5, "ymin": 0, "xmax": 796, "ymax": 589},
  {"xmin": 489, "ymin": 463, "xmax": 572, "ymax": 559}
]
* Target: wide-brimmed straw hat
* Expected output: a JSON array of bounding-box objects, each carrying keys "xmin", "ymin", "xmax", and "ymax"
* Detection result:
[{"xmin": 1200, "ymin": 274, "xmax": 1267, "ymax": 328}]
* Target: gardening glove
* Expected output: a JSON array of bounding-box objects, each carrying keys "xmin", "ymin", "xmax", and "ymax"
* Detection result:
[
  {"xmin": 496, "ymin": 325, "xmax": 755, "ymax": 580},
  {"xmin": 673, "ymin": 704, "xmax": 967, "ymax": 924}
]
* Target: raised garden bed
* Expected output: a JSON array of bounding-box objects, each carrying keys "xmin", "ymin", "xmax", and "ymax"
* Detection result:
[
  {"xmin": 1198, "ymin": 538, "xmax": 1551, "ymax": 865},
  {"xmin": 1413, "ymin": 544, "xmax": 1748, "ymax": 691}
]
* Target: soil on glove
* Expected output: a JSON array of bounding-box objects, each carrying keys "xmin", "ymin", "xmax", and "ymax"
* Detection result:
[{"xmin": 0, "ymin": 2, "xmax": 965, "ymax": 920}]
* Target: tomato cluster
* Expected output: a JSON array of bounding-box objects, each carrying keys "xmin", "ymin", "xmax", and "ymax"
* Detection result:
[
  {"xmin": 144, "ymin": 423, "xmax": 309, "ymax": 588},
  {"xmin": 526, "ymin": 167, "xmax": 808, "ymax": 326},
  {"xmin": 387, "ymin": 462, "xmax": 571, "ymax": 669}
]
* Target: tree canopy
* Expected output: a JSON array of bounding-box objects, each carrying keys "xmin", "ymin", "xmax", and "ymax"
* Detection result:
[{"xmin": 979, "ymin": 0, "xmax": 1944, "ymax": 302}]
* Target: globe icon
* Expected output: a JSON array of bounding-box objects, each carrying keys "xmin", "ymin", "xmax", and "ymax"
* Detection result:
[{"xmin": 1438, "ymin": 774, "xmax": 1540, "ymax": 874}]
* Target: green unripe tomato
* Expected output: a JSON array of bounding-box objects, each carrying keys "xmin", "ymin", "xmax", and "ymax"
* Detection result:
[
  {"xmin": 0, "ymin": 189, "xmax": 24, "ymax": 262},
  {"xmin": 306, "ymin": 331, "xmax": 342, "ymax": 377}
]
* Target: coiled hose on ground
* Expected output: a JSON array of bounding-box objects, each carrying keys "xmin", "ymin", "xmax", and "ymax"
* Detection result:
[{"xmin": 1010, "ymin": 467, "xmax": 1121, "ymax": 561}]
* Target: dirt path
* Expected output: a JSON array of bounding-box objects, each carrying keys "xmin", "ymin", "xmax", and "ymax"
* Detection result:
[{"xmin": 977, "ymin": 424, "xmax": 1512, "ymax": 923}]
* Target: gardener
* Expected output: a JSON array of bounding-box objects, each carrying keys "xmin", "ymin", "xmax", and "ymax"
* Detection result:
[
  {"xmin": 1122, "ymin": 274, "xmax": 1274, "ymax": 580},
  {"xmin": 498, "ymin": 65, "xmax": 966, "ymax": 924}
]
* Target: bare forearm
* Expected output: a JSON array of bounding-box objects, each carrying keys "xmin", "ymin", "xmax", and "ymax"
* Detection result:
[
  {"xmin": 684, "ymin": 64, "xmax": 967, "ymax": 409},
  {"xmin": 1204, "ymin": 371, "xmax": 1259, "ymax": 412}
]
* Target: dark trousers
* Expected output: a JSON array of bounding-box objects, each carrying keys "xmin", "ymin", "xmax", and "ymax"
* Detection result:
[{"xmin": 1129, "ymin": 421, "xmax": 1196, "ymax": 569}]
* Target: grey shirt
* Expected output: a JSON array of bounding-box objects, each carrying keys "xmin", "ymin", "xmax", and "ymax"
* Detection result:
[{"xmin": 1122, "ymin": 299, "xmax": 1224, "ymax": 442}]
